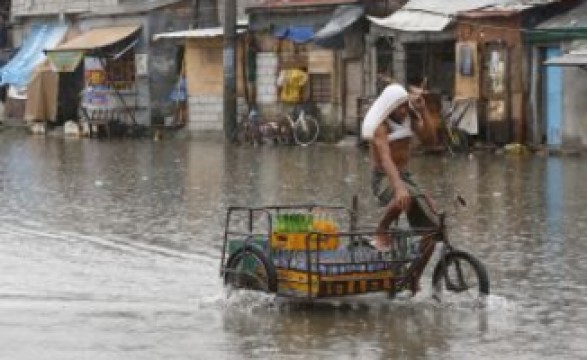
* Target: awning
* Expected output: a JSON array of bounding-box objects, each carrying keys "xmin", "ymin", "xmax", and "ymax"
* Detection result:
[
  {"xmin": 544, "ymin": 50, "xmax": 587, "ymax": 67},
  {"xmin": 45, "ymin": 25, "xmax": 141, "ymax": 72},
  {"xmin": 313, "ymin": 4, "xmax": 364, "ymax": 48},
  {"xmin": 0, "ymin": 23, "xmax": 68, "ymax": 86},
  {"xmin": 153, "ymin": 27, "xmax": 246, "ymax": 41},
  {"xmin": 367, "ymin": 0, "xmax": 500, "ymax": 32}
]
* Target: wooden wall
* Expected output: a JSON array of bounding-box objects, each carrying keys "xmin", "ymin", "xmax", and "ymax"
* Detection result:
[{"xmin": 185, "ymin": 37, "xmax": 244, "ymax": 96}]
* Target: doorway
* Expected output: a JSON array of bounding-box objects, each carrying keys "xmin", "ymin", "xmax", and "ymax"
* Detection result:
[{"xmin": 542, "ymin": 47, "xmax": 563, "ymax": 147}]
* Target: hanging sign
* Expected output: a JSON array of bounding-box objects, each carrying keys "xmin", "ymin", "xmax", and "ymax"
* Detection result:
[{"xmin": 47, "ymin": 51, "xmax": 84, "ymax": 72}]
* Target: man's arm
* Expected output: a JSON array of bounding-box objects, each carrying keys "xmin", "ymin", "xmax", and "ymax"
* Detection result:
[
  {"xmin": 409, "ymin": 93, "xmax": 437, "ymax": 143},
  {"xmin": 372, "ymin": 124, "xmax": 410, "ymax": 210}
]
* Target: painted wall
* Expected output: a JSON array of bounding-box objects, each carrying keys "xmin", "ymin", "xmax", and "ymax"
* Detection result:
[{"xmin": 562, "ymin": 66, "xmax": 587, "ymax": 148}]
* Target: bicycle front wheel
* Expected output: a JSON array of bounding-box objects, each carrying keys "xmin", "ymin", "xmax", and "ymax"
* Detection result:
[
  {"xmin": 293, "ymin": 115, "xmax": 319, "ymax": 146},
  {"xmin": 431, "ymin": 250, "xmax": 489, "ymax": 303}
]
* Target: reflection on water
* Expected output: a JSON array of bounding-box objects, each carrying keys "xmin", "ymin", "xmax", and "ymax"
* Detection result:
[{"xmin": 0, "ymin": 130, "xmax": 586, "ymax": 359}]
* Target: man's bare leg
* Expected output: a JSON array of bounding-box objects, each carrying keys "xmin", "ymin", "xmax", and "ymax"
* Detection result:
[{"xmin": 374, "ymin": 201, "xmax": 403, "ymax": 251}]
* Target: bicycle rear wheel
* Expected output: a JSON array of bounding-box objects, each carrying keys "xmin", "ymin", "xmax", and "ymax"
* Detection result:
[
  {"xmin": 293, "ymin": 115, "xmax": 319, "ymax": 146},
  {"xmin": 432, "ymin": 250, "xmax": 489, "ymax": 303},
  {"xmin": 224, "ymin": 245, "xmax": 277, "ymax": 293}
]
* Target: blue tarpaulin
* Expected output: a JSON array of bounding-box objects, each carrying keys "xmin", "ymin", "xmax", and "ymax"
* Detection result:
[
  {"xmin": 0, "ymin": 24, "xmax": 68, "ymax": 87},
  {"xmin": 273, "ymin": 26, "xmax": 314, "ymax": 44}
]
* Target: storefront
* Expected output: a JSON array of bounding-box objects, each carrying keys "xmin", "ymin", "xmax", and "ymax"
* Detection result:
[
  {"xmin": 247, "ymin": 1, "xmax": 355, "ymax": 141},
  {"xmin": 46, "ymin": 25, "xmax": 141, "ymax": 136}
]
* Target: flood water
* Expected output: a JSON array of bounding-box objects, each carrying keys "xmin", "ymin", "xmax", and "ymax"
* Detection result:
[{"xmin": 0, "ymin": 129, "xmax": 586, "ymax": 359}]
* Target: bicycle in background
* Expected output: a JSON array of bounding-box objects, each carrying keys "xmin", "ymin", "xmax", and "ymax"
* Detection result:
[
  {"xmin": 440, "ymin": 97, "xmax": 475, "ymax": 154},
  {"xmin": 279, "ymin": 102, "xmax": 320, "ymax": 146},
  {"xmin": 232, "ymin": 108, "xmax": 264, "ymax": 146},
  {"xmin": 232, "ymin": 103, "xmax": 320, "ymax": 147}
]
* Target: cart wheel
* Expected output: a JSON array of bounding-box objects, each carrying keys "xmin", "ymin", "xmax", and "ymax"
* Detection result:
[
  {"xmin": 224, "ymin": 245, "xmax": 277, "ymax": 293},
  {"xmin": 431, "ymin": 250, "xmax": 489, "ymax": 302}
]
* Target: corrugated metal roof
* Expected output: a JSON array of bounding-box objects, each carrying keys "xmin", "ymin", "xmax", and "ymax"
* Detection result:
[
  {"xmin": 462, "ymin": 0, "xmax": 560, "ymax": 16},
  {"xmin": 153, "ymin": 27, "xmax": 246, "ymax": 40},
  {"xmin": 249, "ymin": 0, "xmax": 358, "ymax": 10},
  {"xmin": 368, "ymin": 0, "xmax": 560, "ymax": 31},
  {"xmin": 537, "ymin": 1, "xmax": 587, "ymax": 29},
  {"xmin": 77, "ymin": 0, "xmax": 184, "ymax": 17},
  {"xmin": 402, "ymin": 0, "xmax": 500, "ymax": 15},
  {"xmin": 368, "ymin": 0, "xmax": 501, "ymax": 32}
]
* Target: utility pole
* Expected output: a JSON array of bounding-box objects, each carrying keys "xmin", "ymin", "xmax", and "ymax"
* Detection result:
[{"xmin": 223, "ymin": 0, "xmax": 237, "ymax": 140}]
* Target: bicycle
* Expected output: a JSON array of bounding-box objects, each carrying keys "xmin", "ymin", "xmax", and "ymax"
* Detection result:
[
  {"xmin": 440, "ymin": 97, "xmax": 474, "ymax": 154},
  {"xmin": 220, "ymin": 195, "xmax": 489, "ymax": 303},
  {"xmin": 279, "ymin": 102, "xmax": 320, "ymax": 146},
  {"xmin": 231, "ymin": 109, "xmax": 263, "ymax": 146},
  {"xmin": 232, "ymin": 108, "xmax": 299, "ymax": 146}
]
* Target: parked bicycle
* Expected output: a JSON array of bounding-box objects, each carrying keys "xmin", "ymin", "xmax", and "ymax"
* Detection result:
[
  {"xmin": 231, "ymin": 109, "xmax": 270, "ymax": 145},
  {"xmin": 440, "ymin": 97, "xmax": 474, "ymax": 154},
  {"xmin": 232, "ymin": 103, "xmax": 320, "ymax": 147},
  {"xmin": 279, "ymin": 102, "xmax": 320, "ymax": 146}
]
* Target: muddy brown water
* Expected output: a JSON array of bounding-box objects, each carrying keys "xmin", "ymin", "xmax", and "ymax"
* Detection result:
[{"xmin": 0, "ymin": 131, "xmax": 585, "ymax": 359}]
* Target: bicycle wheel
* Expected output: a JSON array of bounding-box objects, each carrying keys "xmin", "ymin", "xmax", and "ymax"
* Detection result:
[
  {"xmin": 224, "ymin": 244, "xmax": 277, "ymax": 293},
  {"xmin": 431, "ymin": 250, "xmax": 489, "ymax": 302},
  {"xmin": 231, "ymin": 119, "xmax": 247, "ymax": 145},
  {"xmin": 293, "ymin": 114, "xmax": 319, "ymax": 146},
  {"xmin": 451, "ymin": 129, "xmax": 469, "ymax": 153}
]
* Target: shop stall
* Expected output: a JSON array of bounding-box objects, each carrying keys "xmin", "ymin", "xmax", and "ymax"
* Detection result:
[{"xmin": 46, "ymin": 25, "xmax": 141, "ymax": 137}]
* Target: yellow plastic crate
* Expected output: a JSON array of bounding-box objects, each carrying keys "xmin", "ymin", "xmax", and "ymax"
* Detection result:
[
  {"xmin": 276, "ymin": 268, "xmax": 394, "ymax": 298},
  {"xmin": 270, "ymin": 232, "xmax": 339, "ymax": 250}
]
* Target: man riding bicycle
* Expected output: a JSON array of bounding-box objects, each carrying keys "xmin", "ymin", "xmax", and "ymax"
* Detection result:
[{"xmin": 362, "ymin": 83, "xmax": 440, "ymax": 253}]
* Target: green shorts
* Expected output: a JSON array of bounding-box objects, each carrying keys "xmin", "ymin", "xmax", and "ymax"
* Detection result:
[{"xmin": 371, "ymin": 169, "xmax": 439, "ymax": 228}]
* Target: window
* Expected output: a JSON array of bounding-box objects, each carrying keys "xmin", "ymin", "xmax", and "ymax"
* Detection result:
[
  {"xmin": 105, "ymin": 50, "xmax": 135, "ymax": 91},
  {"xmin": 310, "ymin": 73, "xmax": 331, "ymax": 103}
]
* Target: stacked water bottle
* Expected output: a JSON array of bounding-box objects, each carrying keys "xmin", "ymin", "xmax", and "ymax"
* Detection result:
[{"xmin": 286, "ymin": 246, "xmax": 395, "ymax": 276}]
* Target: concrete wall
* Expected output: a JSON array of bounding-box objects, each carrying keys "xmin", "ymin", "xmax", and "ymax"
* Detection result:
[
  {"xmin": 256, "ymin": 52, "xmax": 278, "ymax": 109},
  {"xmin": 216, "ymin": 0, "xmax": 265, "ymax": 24},
  {"xmin": 188, "ymin": 95, "xmax": 223, "ymax": 131},
  {"xmin": 187, "ymin": 96, "xmax": 246, "ymax": 132},
  {"xmin": 11, "ymin": 0, "xmax": 117, "ymax": 16}
]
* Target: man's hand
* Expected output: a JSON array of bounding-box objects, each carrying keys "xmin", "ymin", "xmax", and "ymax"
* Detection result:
[
  {"xmin": 394, "ymin": 183, "xmax": 411, "ymax": 211},
  {"xmin": 408, "ymin": 87, "xmax": 427, "ymax": 114}
]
